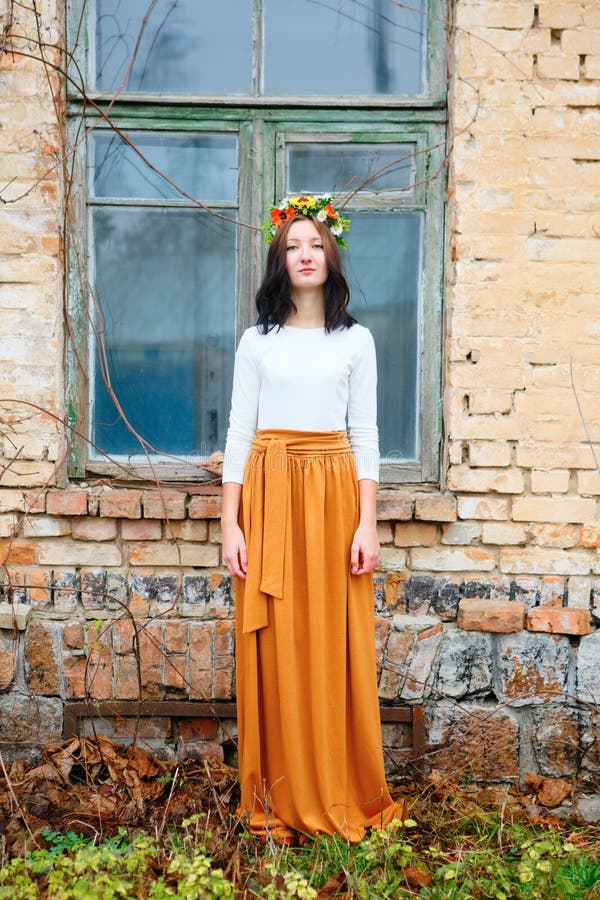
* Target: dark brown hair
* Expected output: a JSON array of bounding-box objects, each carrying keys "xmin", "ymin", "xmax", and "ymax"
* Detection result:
[{"xmin": 255, "ymin": 215, "xmax": 356, "ymax": 333}]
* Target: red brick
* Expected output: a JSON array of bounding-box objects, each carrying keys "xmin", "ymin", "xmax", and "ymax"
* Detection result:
[
  {"xmin": 164, "ymin": 656, "xmax": 187, "ymax": 691},
  {"xmin": 394, "ymin": 522, "xmax": 438, "ymax": 547},
  {"xmin": 71, "ymin": 517, "xmax": 117, "ymax": 541},
  {"xmin": 374, "ymin": 616, "xmax": 391, "ymax": 674},
  {"xmin": 142, "ymin": 490, "xmax": 186, "ymax": 519},
  {"xmin": 0, "ymin": 541, "xmax": 35, "ymax": 564},
  {"xmin": 188, "ymin": 496, "xmax": 222, "ymax": 519},
  {"xmin": 179, "ymin": 718, "xmax": 219, "ymax": 741},
  {"xmin": 458, "ymin": 598, "xmax": 526, "ymax": 633},
  {"xmin": 215, "ymin": 657, "xmax": 234, "ymax": 699},
  {"xmin": 46, "ymin": 491, "xmax": 88, "ymax": 516},
  {"xmin": 138, "ymin": 622, "xmax": 163, "ymax": 697},
  {"xmin": 415, "ymin": 494, "xmax": 457, "ymax": 522},
  {"xmin": 87, "ymin": 645, "xmax": 112, "ymax": 700},
  {"xmin": 580, "ymin": 525, "xmax": 600, "ymax": 548},
  {"xmin": 63, "ymin": 619, "xmax": 85, "ymax": 650},
  {"xmin": 24, "ymin": 490, "xmax": 46, "ymax": 513},
  {"xmin": 215, "ymin": 620, "xmax": 234, "ymax": 656},
  {"xmin": 165, "ymin": 620, "xmax": 188, "ymax": 654},
  {"xmin": 376, "ymin": 492, "xmax": 413, "ymax": 521},
  {"xmin": 64, "ymin": 655, "xmax": 87, "ymax": 699},
  {"xmin": 113, "ymin": 657, "xmax": 141, "ymax": 700},
  {"xmin": 27, "ymin": 569, "xmax": 52, "ymax": 605},
  {"xmin": 122, "ymin": 520, "xmax": 162, "ymax": 541},
  {"xmin": 189, "ymin": 624, "xmax": 213, "ymax": 700},
  {"xmin": 99, "ymin": 490, "xmax": 142, "ymax": 519},
  {"xmin": 112, "ymin": 619, "xmax": 136, "ymax": 655},
  {"xmin": 526, "ymin": 607, "xmax": 591, "ymax": 636}
]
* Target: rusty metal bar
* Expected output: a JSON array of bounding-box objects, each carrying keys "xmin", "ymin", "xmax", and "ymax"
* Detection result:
[{"xmin": 63, "ymin": 700, "xmax": 426, "ymax": 761}]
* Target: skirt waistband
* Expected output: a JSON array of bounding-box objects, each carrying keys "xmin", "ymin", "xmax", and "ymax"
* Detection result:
[{"xmin": 252, "ymin": 429, "xmax": 350, "ymax": 456}]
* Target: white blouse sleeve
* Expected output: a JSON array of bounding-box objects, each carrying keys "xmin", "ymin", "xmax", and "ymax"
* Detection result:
[
  {"xmin": 222, "ymin": 329, "xmax": 260, "ymax": 484},
  {"xmin": 347, "ymin": 328, "xmax": 380, "ymax": 482}
]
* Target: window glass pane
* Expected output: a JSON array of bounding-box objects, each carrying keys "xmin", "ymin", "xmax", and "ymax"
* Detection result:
[
  {"xmin": 287, "ymin": 142, "xmax": 416, "ymax": 194},
  {"xmin": 91, "ymin": 207, "xmax": 236, "ymax": 457},
  {"xmin": 264, "ymin": 0, "xmax": 425, "ymax": 95},
  {"xmin": 91, "ymin": 132, "xmax": 238, "ymax": 202},
  {"xmin": 94, "ymin": 0, "xmax": 252, "ymax": 94},
  {"xmin": 346, "ymin": 212, "xmax": 422, "ymax": 461}
]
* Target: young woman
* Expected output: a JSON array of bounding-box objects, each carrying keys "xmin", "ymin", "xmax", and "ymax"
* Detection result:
[{"xmin": 221, "ymin": 195, "xmax": 406, "ymax": 844}]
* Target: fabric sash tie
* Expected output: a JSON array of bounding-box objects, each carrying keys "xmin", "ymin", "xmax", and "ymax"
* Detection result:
[{"xmin": 241, "ymin": 429, "xmax": 351, "ymax": 633}]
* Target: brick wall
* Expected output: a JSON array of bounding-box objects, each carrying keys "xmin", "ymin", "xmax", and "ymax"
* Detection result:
[{"xmin": 0, "ymin": 0, "xmax": 599, "ymax": 781}]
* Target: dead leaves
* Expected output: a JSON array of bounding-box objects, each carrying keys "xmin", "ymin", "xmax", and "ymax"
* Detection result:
[
  {"xmin": 524, "ymin": 773, "xmax": 572, "ymax": 808},
  {"xmin": 0, "ymin": 735, "xmax": 239, "ymax": 856}
]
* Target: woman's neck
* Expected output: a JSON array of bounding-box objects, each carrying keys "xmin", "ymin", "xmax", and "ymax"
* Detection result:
[{"xmin": 287, "ymin": 288, "xmax": 325, "ymax": 328}]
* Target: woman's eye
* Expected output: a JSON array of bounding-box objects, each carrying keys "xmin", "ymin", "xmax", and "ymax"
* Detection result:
[{"xmin": 286, "ymin": 244, "xmax": 298, "ymax": 251}]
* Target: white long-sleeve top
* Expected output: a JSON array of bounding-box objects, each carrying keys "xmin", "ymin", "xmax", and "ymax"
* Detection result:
[{"xmin": 222, "ymin": 323, "xmax": 379, "ymax": 484}]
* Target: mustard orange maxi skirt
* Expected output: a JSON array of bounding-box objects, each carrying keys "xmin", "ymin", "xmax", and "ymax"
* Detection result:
[{"xmin": 235, "ymin": 429, "xmax": 406, "ymax": 843}]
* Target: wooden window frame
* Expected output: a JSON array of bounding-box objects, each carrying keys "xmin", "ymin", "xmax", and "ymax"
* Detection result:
[{"xmin": 65, "ymin": 0, "xmax": 447, "ymax": 486}]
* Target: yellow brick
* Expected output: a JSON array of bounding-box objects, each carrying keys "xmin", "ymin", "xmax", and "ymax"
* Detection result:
[
  {"xmin": 467, "ymin": 391, "xmax": 513, "ymax": 415},
  {"xmin": 469, "ymin": 441, "xmax": 512, "ymax": 467},
  {"xmin": 456, "ymin": 3, "xmax": 535, "ymax": 29},
  {"xmin": 482, "ymin": 522, "xmax": 528, "ymax": 545},
  {"xmin": 528, "ymin": 523, "xmax": 579, "ymax": 548},
  {"xmin": 512, "ymin": 496, "xmax": 596, "ymax": 523},
  {"xmin": 500, "ymin": 547, "xmax": 590, "ymax": 575},
  {"xmin": 583, "ymin": 4, "xmax": 600, "ymax": 27},
  {"xmin": 538, "ymin": 2, "xmax": 582, "ymax": 28},
  {"xmin": 457, "ymin": 496, "xmax": 511, "ymax": 520},
  {"xmin": 584, "ymin": 55, "xmax": 600, "ymax": 78},
  {"xmin": 376, "ymin": 522, "xmax": 393, "ymax": 544},
  {"xmin": 578, "ymin": 470, "xmax": 600, "ymax": 495},
  {"xmin": 516, "ymin": 441, "xmax": 595, "ymax": 469},
  {"xmin": 561, "ymin": 28, "xmax": 600, "ymax": 54},
  {"xmin": 448, "ymin": 465, "xmax": 524, "ymax": 494},
  {"xmin": 411, "ymin": 546, "xmax": 496, "ymax": 573},
  {"xmin": 537, "ymin": 53, "xmax": 581, "ymax": 79},
  {"xmin": 531, "ymin": 469, "xmax": 571, "ymax": 493}
]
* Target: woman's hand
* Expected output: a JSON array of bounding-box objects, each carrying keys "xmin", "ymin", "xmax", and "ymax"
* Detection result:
[
  {"xmin": 222, "ymin": 521, "xmax": 248, "ymax": 579},
  {"xmin": 350, "ymin": 523, "xmax": 380, "ymax": 575}
]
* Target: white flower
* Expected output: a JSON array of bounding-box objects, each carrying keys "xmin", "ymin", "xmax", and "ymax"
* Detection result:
[
  {"xmin": 316, "ymin": 209, "xmax": 327, "ymax": 222},
  {"xmin": 331, "ymin": 223, "xmax": 343, "ymax": 236},
  {"xmin": 278, "ymin": 197, "xmax": 290, "ymax": 209}
]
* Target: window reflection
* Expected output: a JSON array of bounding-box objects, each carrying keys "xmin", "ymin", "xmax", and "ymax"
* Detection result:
[
  {"xmin": 346, "ymin": 212, "xmax": 423, "ymax": 461},
  {"xmin": 91, "ymin": 208, "xmax": 237, "ymax": 457},
  {"xmin": 92, "ymin": 132, "xmax": 238, "ymax": 202},
  {"xmin": 287, "ymin": 142, "xmax": 416, "ymax": 195},
  {"xmin": 264, "ymin": 0, "xmax": 425, "ymax": 95},
  {"xmin": 95, "ymin": 0, "xmax": 252, "ymax": 94}
]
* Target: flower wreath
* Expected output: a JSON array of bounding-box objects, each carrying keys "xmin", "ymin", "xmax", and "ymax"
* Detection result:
[{"xmin": 262, "ymin": 194, "xmax": 351, "ymax": 249}]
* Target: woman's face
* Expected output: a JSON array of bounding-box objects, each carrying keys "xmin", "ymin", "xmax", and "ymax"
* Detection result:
[{"xmin": 284, "ymin": 218, "xmax": 328, "ymax": 292}]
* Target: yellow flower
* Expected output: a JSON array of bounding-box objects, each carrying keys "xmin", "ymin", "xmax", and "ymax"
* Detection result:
[{"xmin": 292, "ymin": 195, "xmax": 316, "ymax": 208}]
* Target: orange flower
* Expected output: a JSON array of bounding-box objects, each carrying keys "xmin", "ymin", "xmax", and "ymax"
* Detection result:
[
  {"xmin": 271, "ymin": 207, "xmax": 296, "ymax": 226},
  {"xmin": 324, "ymin": 203, "xmax": 338, "ymax": 220}
]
